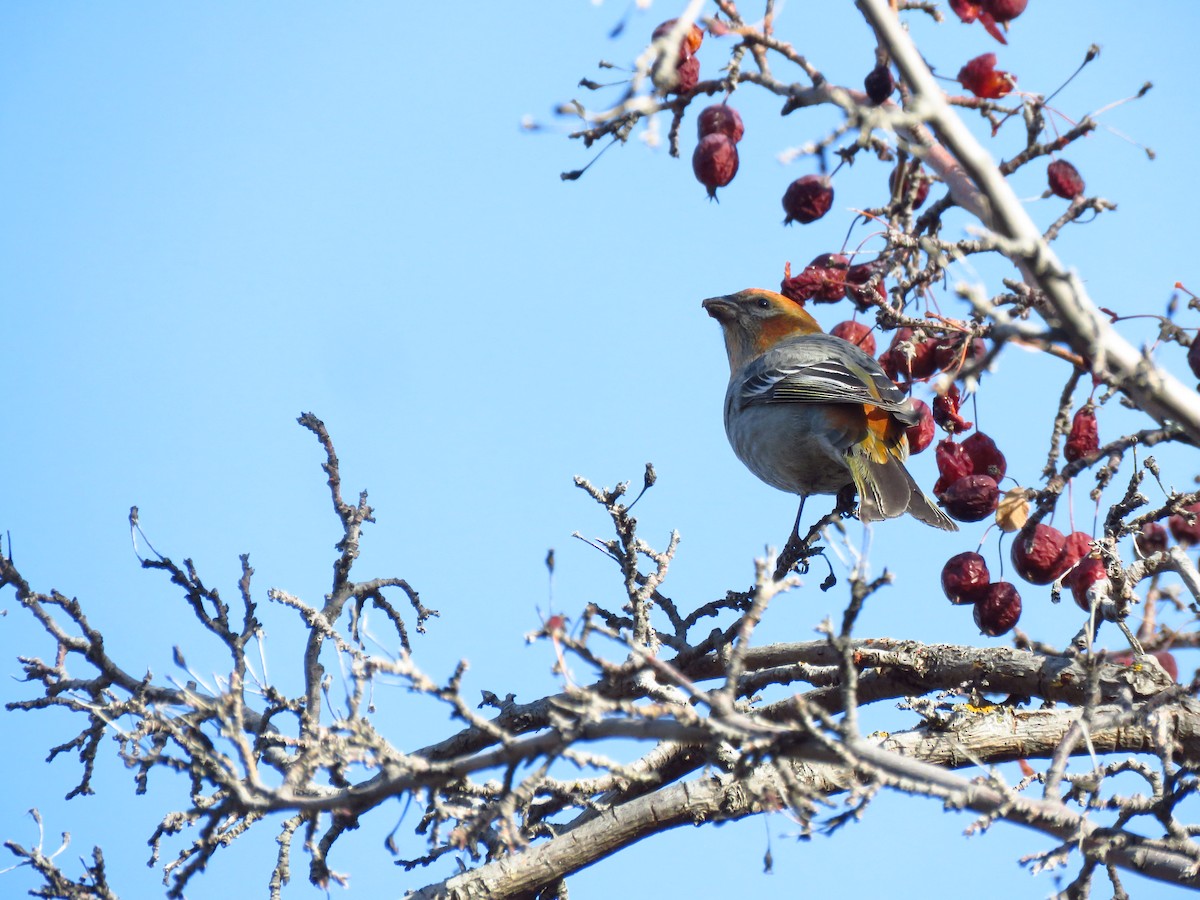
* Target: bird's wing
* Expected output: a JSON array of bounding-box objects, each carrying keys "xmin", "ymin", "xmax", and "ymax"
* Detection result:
[{"xmin": 737, "ymin": 334, "xmax": 915, "ymax": 419}]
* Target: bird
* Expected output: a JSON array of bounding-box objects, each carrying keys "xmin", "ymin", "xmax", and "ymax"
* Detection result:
[{"xmin": 703, "ymin": 288, "xmax": 956, "ymax": 539}]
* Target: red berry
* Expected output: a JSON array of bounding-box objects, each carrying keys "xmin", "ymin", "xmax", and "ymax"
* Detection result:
[
  {"xmin": 1064, "ymin": 404, "xmax": 1099, "ymax": 463},
  {"xmin": 932, "ymin": 384, "xmax": 973, "ymax": 435},
  {"xmin": 1135, "ymin": 522, "xmax": 1168, "ymax": 556},
  {"xmin": 982, "ymin": 0, "xmax": 1027, "ymax": 23},
  {"xmin": 780, "ymin": 255, "xmax": 848, "ymax": 304},
  {"xmin": 960, "ymin": 431, "xmax": 1006, "ymax": 481},
  {"xmin": 1047, "ymin": 159, "xmax": 1085, "ymax": 199},
  {"xmin": 1168, "ymin": 502, "xmax": 1200, "ymax": 547},
  {"xmin": 1011, "ymin": 523, "xmax": 1068, "ymax": 585},
  {"xmin": 782, "ymin": 175, "xmax": 834, "ymax": 224},
  {"xmin": 844, "ymin": 261, "xmax": 887, "ymax": 311},
  {"xmin": 672, "ymin": 55, "xmax": 701, "ymax": 94},
  {"xmin": 889, "ymin": 162, "xmax": 932, "ymax": 210},
  {"xmin": 693, "ymin": 133, "xmax": 739, "ymax": 199},
  {"xmin": 1060, "ymin": 531, "xmax": 1093, "ymax": 572},
  {"xmin": 939, "ymin": 474, "xmax": 1000, "ymax": 522},
  {"xmin": 879, "ymin": 327, "xmax": 938, "ymax": 383},
  {"xmin": 905, "ymin": 399, "xmax": 935, "ymax": 454},
  {"xmin": 830, "ymin": 320, "xmax": 876, "ymax": 356},
  {"xmin": 1065, "ymin": 555, "xmax": 1108, "ymax": 611},
  {"xmin": 942, "ymin": 551, "xmax": 991, "ymax": 605},
  {"xmin": 957, "ymin": 53, "xmax": 1016, "ymax": 99},
  {"xmin": 933, "ymin": 437, "xmax": 975, "ymax": 496},
  {"xmin": 864, "ymin": 65, "xmax": 895, "ymax": 105},
  {"xmin": 697, "ymin": 104, "xmax": 744, "ymax": 143},
  {"xmin": 973, "ymin": 581, "xmax": 1022, "ymax": 636}
]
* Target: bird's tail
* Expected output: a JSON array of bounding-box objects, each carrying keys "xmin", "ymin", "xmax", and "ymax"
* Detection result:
[{"xmin": 849, "ymin": 453, "xmax": 958, "ymax": 531}]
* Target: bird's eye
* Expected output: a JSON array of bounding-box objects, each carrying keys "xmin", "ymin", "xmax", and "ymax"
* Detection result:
[{"xmin": 756, "ymin": 296, "xmax": 771, "ymax": 309}]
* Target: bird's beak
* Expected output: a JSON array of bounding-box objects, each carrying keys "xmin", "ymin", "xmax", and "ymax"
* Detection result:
[{"xmin": 702, "ymin": 295, "xmax": 737, "ymax": 323}]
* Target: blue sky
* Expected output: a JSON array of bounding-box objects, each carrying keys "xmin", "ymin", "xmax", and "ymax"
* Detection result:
[{"xmin": 2, "ymin": 2, "xmax": 1198, "ymax": 897}]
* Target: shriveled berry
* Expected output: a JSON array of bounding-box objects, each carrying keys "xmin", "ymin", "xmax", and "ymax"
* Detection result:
[
  {"xmin": 957, "ymin": 53, "xmax": 1016, "ymax": 99},
  {"xmin": 983, "ymin": 0, "xmax": 1027, "ymax": 24},
  {"xmin": 844, "ymin": 261, "xmax": 887, "ymax": 310},
  {"xmin": 780, "ymin": 255, "xmax": 848, "ymax": 304},
  {"xmin": 961, "ymin": 431, "xmax": 1006, "ymax": 481},
  {"xmin": 889, "ymin": 162, "xmax": 932, "ymax": 210},
  {"xmin": 1060, "ymin": 531, "xmax": 1093, "ymax": 573},
  {"xmin": 1065, "ymin": 555, "xmax": 1108, "ymax": 611},
  {"xmin": 1064, "ymin": 404, "xmax": 1099, "ymax": 462},
  {"xmin": 830, "ymin": 320, "xmax": 876, "ymax": 356},
  {"xmin": 932, "ymin": 384, "xmax": 973, "ymax": 434},
  {"xmin": 864, "ymin": 65, "xmax": 895, "ymax": 105},
  {"xmin": 1168, "ymin": 502, "xmax": 1200, "ymax": 547},
  {"xmin": 782, "ymin": 175, "xmax": 834, "ymax": 225},
  {"xmin": 933, "ymin": 437, "xmax": 975, "ymax": 496},
  {"xmin": 697, "ymin": 104, "xmax": 744, "ymax": 143},
  {"xmin": 671, "ymin": 55, "xmax": 701, "ymax": 94},
  {"xmin": 693, "ymin": 133, "xmax": 739, "ymax": 199},
  {"xmin": 1047, "ymin": 159, "xmax": 1085, "ymax": 199},
  {"xmin": 942, "ymin": 551, "xmax": 991, "ymax": 605},
  {"xmin": 1011, "ymin": 523, "xmax": 1068, "ymax": 585},
  {"xmin": 1135, "ymin": 522, "xmax": 1168, "ymax": 556},
  {"xmin": 939, "ymin": 474, "xmax": 1000, "ymax": 522},
  {"xmin": 973, "ymin": 581, "xmax": 1022, "ymax": 636},
  {"xmin": 879, "ymin": 327, "xmax": 938, "ymax": 383},
  {"xmin": 905, "ymin": 398, "xmax": 935, "ymax": 454}
]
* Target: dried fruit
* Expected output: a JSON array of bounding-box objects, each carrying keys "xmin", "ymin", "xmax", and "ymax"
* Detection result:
[
  {"xmin": 973, "ymin": 581, "xmax": 1022, "ymax": 636},
  {"xmin": 905, "ymin": 398, "xmax": 935, "ymax": 454},
  {"xmin": 830, "ymin": 320, "xmax": 876, "ymax": 356},
  {"xmin": 1135, "ymin": 522, "xmax": 1168, "ymax": 556},
  {"xmin": 697, "ymin": 104, "xmax": 744, "ymax": 143},
  {"xmin": 939, "ymin": 474, "xmax": 1000, "ymax": 522},
  {"xmin": 1011, "ymin": 523, "xmax": 1068, "ymax": 585},
  {"xmin": 1065, "ymin": 555, "xmax": 1108, "ymax": 611},
  {"xmin": 651, "ymin": 20, "xmax": 703, "ymax": 94},
  {"xmin": 889, "ymin": 162, "xmax": 932, "ymax": 210},
  {"xmin": 864, "ymin": 64, "xmax": 895, "ymax": 105},
  {"xmin": 961, "ymin": 431, "xmax": 1006, "ymax": 481},
  {"xmin": 844, "ymin": 261, "xmax": 887, "ymax": 310},
  {"xmin": 1047, "ymin": 159, "xmax": 1085, "ymax": 199},
  {"xmin": 933, "ymin": 437, "xmax": 975, "ymax": 496},
  {"xmin": 879, "ymin": 328, "xmax": 938, "ymax": 383},
  {"xmin": 942, "ymin": 551, "xmax": 991, "ymax": 605},
  {"xmin": 782, "ymin": 175, "xmax": 834, "ymax": 225},
  {"xmin": 780, "ymin": 254, "xmax": 849, "ymax": 304},
  {"xmin": 983, "ymin": 0, "xmax": 1028, "ymax": 24},
  {"xmin": 693, "ymin": 133, "xmax": 739, "ymax": 199},
  {"xmin": 1168, "ymin": 502, "xmax": 1200, "ymax": 547},
  {"xmin": 1060, "ymin": 531, "xmax": 1093, "ymax": 573},
  {"xmin": 1065, "ymin": 404, "xmax": 1099, "ymax": 462},
  {"xmin": 932, "ymin": 384, "xmax": 973, "ymax": 434},
  {"xmin": 957, "ymin": 53, "xmax": 1016, "ymax": 99}
]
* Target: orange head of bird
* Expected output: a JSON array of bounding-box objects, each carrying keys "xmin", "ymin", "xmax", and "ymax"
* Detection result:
[{"xmin": 702, "ymin": 288, "xmax": 823, "ymax": 372}]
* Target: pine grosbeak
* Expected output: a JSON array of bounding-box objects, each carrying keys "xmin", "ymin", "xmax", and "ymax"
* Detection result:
[{"xmin": 704, "ymin": 288, "xmax": 956, "ymax": 532}]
